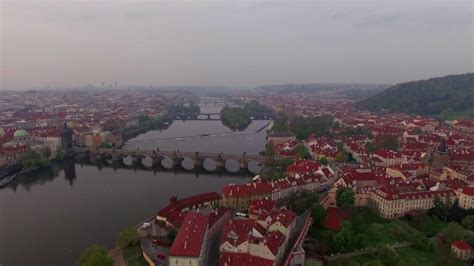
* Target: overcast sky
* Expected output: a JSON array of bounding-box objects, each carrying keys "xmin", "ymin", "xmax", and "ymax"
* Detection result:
[{"xmin": 1, "ymin": 0, "xmax": 473, "ymax": 90}]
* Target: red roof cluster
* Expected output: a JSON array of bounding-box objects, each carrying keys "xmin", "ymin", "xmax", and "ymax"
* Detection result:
[
  {"xmin": 223, "ymin": 181, "xmax": 272, "ymax": 197},
  {"xmin": 169, "ymin": 211, "xmax": 209, "ymax": 257},
  {"xmin": 249, "ymin": 198, "xmax": 274, "ymax": 217},
  {"xmin": 287, "ymin": 159, "xmax": 321, "ymax": 175}
]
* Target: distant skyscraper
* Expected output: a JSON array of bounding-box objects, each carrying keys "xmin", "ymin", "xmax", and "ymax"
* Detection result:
[{"xmin": 114, "ymin": 81, "xmax": 118, "ymax": 87}]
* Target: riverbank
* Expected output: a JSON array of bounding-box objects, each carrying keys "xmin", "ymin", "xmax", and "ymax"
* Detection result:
[{"xmin": 122, "ymin": 115, "xmax": 172, "ymax": 143}]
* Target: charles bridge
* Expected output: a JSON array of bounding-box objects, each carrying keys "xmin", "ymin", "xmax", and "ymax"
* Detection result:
[{"xmin": 73, "ymin": 147, "xmax": 266, "ymax": 173}]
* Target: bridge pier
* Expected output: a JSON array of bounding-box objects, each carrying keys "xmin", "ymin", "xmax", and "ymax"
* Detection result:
[
  {"xmin": 239, "ymin": 159, "xmax": 248, "ymax": 172},
  {"xmin": 193, "ymin": 153, "xmax": 203, "ymax": 170}
]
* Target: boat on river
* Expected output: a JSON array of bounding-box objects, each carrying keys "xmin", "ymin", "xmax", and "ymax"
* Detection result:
[{"xmin": 0, "ymin": 174, "xmax": 16, "ymax": 188}]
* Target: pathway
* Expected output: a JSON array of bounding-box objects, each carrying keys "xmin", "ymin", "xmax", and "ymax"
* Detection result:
[
  {"xmin": 108, "ymin": 246, "xmax": 127, "ymax": 266},
  {"xmin": 325, "ymin": 242, "xmax": 413, "ymax": 261}
]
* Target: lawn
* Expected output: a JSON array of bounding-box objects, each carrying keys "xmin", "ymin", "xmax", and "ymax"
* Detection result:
[{"xmin": 123, "ymin": 244, "xmax": 149, "ymax": 266}]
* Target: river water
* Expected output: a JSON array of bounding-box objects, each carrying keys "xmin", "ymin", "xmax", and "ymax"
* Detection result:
[{"xmin": 0, "ymin": 99, "xmax": 269, "ymax": 265}]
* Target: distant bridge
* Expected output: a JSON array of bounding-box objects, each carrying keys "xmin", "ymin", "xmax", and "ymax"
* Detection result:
[
  {"xmin": 73, "ymin": 147, "xmax": 266, "ymax": 173},
  {"xmin": 173, "ymin": 113, "xmax": 221, "ymax": 120},
  {"xmin": 196, "ymin": 98, "xmax": 230, "ymax": 104},
  {"xmin": 172, "ymin": 113, "xmax": 273, "ymax": 121}
]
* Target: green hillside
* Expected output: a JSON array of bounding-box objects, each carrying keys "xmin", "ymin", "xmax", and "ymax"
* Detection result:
[{"xmin": 356, "ymin": 73, "xmax": 474, "ymax": 119}]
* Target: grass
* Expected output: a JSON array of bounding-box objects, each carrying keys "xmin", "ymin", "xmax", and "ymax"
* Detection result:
[{"xmin": 123, "ymin": 244, "xmax": 149, "ymax": 266}]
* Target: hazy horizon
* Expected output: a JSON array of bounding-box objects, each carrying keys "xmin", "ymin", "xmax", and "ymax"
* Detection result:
[{"xmin": 1, "ymin": 0, "xmax": 473, "ymax": 90}]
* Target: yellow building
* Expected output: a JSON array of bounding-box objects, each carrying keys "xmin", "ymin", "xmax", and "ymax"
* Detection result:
[
  {"xmin": 456, "ymin": 187, "xmax": 474, "ymax": 210},
  {"xmin": 371, "ymin": 188, "xmax": 456, "ymax": 219}
]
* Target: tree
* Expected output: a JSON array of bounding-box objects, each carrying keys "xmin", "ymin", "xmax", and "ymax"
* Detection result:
[
  {"xmin": 265, "ymin": 142, "xmax": 275, "ymax": 159},
  {"xmin": 167, "ymin": 229, "xmax": 177, "ymax": 242},
  {"xmin": 334, "ymin": 151, "xmax": 347, "ymax": 163},
  {"xmin": 42, "ymin": 147, "xmax": 52, "ymax": 159},
  {"xmin": 374, "ymin": 135, "xmax": 398, "ymax": 150},
  {"xmin": 311, "ymin": 203, "xmax": 327, "ymax": 227},
  {"xmin": 363, "ymin": 260, "xmax": 383, "ymax": 266},
  {"xmin": 376, "ymin": 246, "xmax": 400, "ymax": 266},
  {"xmin": 442, "ymin": 222, "xmax": 465, "ymax": 243},
  {"xmin": 429, "ymin": 196, "xmax": 450, "ymax": 222},
  {"xmin": 462, "ymin": 215, "xmax": 474, "ymax": 230},
  {"xmin": 116, "ymin": 227, "xmax": 138, "ymax": 249},
  {"xmin": 317, "ymin": 157, "xmax": 328, "ymax": 165},
  {"xmin": 295, "ymin": 145, "xmax": 311, "ymax": 159},
  {"xmin": 332, "ymin": 221, "xmax": 355, "ymax": 252},
  {"xmin": 336, "ymin": 187, "xmax": 355, "ymax": 208},
  {"xmin": 411, "ymin": 233, "xmax": 436, "ymax": 252},
  {"xmin": 76, "ymin": 245, "xmax": 113, "ymax": 266}
]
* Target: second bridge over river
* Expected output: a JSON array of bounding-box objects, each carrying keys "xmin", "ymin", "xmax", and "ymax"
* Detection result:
[{"xmin": 74, "ymin": 147, "xmax": 266, "ymax": 173}]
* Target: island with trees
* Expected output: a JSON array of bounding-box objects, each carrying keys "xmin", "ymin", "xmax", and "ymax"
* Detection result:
[{"xmin": 220, "ymin": 100, "xmax": 274, "ymax": 130}]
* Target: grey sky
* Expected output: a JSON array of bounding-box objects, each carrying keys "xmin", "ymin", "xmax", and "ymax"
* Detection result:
[{"xmin": 1, "ymin": 0, "xmax": 473, "ymax": 90}]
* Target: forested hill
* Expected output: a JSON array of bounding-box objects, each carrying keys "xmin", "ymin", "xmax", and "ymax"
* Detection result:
[{"xmin": 356, "ymin": 73, "xmax": 474, "ymax": 119}]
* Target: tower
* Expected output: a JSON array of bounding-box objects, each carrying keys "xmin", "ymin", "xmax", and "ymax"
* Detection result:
[{"xmin": 60, "ymin": 123, "xmax": 73, "ymax": 152}]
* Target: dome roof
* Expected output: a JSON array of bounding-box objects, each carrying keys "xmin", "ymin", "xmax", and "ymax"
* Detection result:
[{"xmin": 14, "ymin": 129, "xmax": 29, "ymax": 137}]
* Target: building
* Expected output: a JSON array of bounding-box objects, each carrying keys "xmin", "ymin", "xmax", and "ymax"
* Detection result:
[
  {"xmin": 222, "ymin": 182, "xmax": 272, "ymax": 210},
  {"xmin": 219, "ymin": 209, "xmax": 297, "ymax": 266},
  {"xmin": 169, "ymin": 212, "xmax": 209, "ymax": 266},
  {"xmin": 372, "ymin": 149, "xmax": 405, "ymax": 167},
  {"xmin": 267, "ymin": 131, "xmax": 296, "ymax": 146},
  {"xmin": 371, "ymin": 188, "xmax": 456, "ymax": 219},
  {"xmin": 456, "ymin": 187, "xmax": 474, "ymax": 210},
  {"xmin": 451, "ymin": 240, "xmax": 472, "ymax": 260}
]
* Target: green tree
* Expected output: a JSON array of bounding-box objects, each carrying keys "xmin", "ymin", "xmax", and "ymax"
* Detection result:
[
  {"xmin": 317, "ymin": 157, "xmax": 328, "ymax": 165},
  {"xmin": 76, "ymin": 245, "xmax": 113, "ymax": 266},
  {"xmin": 336, "ymin": 187, "xmax": 355, "ymax": 208},
  {"xmin": 374, "ymin": 135, "xmax": 398, "ymax": 150},
  {"xmin": 461, "ymin": 215, "xmax": 474, "ymax": 230},
  {"xmin": 116, "ymin": 227, "xmax": 138, "ymax": 250},
  {"xmin": 167, "ymin": 229, "xmax": 177, "ymax": 242},
  {"xmin": 376, "ymin": 246, "xmax": 400, "ymax": 266},
  {"xmin": 295, "ymin": 145, "xmax": 311, "ymax": 159},
  {"xmin": 363, "ymin": 260, "xmax": 383, "ymax": 266},
  {"xmin": 266, "ymin": 142, "xmax": 275, "ymax": 159},
  {"xmin": 334, "ymin": 151, "xmax": 348, "ymax": 163},
  {"xmin": 411, "ymin": 233, "xmax": 436, "ymax": 252},
  {"xmin": 442, "ymin": 222, "xmax": 465, "ymax": 243},
  {"xmin": 430, "ymin": 196, "xmax": 450, "ymax": 222},
  {"xmin": 332, "ymin": 221, "xmax": 355, "ymax": 252},
  {"xmin": 311, "ymin": 203, "xmax": 327, "ymax": 227}
]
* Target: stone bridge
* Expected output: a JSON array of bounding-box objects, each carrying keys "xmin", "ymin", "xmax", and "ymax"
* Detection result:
[
  {"xmin": 73, "ymin": 147, "xmax": 266, "ymax": 173},
  {"xmin": 173, "ymin": 113, "xmax": 221, "ymax": 120}
]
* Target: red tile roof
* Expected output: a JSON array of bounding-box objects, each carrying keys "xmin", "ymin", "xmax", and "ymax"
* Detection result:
[
  {"xmin": 461, "ymin": 187, "xmax": 474, "ymax": 196},
  {"xmin": 452, "ymin": 240, "xmax": 472, "ymax": 251},
  {"xmin": 249, "ymin": 198, "xmax": 274, "ymax": 216},
  {"xmin": 223, "ymin": 181, "xmax": 272, "ymax": 197},
  {"xmin": 219, "ymin": 252, "xmax": 273, "ymax": 266},
  {"xmin": 169, "ymin": 212, "xmax": 209, "ymax": 257}
]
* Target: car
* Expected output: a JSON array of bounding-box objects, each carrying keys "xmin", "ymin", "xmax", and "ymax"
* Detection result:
[{"xmin": 157, "ymin": 253, "xmax": 166, "ymax": 260}]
